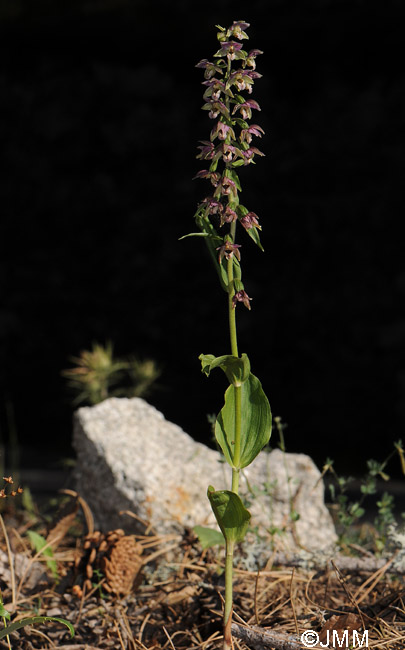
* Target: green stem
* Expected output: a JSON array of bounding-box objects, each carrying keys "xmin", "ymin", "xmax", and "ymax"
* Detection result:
[
  {"xmin": 227, "ymin": 220, "xmax": 242, "ymax": 492},
  {"xmin": 223, "ymin": 541, "xmax": 234, "ymax": 650},
  {"xmin": 227, "ymin": 260, "xmax": 238, "ymax": 358},
  {"xmin": 224, "ymin": 542, "xmax": 234, "ymax": 622},
  {"xmin": 224, "ymin": 222, "xmax": 243, "ymax": 648}
]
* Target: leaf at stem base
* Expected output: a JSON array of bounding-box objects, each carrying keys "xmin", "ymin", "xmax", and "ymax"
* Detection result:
[{"xmin": 207, "ymin": 487, "xmax": 251, "ymax": 545}]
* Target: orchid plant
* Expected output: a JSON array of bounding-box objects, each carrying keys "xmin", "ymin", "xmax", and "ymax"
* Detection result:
[{"xmin": 182, "ymin": 20, "xmax": 272, "ymax": 650}]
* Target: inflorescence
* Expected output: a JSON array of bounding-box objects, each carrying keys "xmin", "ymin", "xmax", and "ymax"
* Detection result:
[{"xmin": 193, "ymin": 20, "xmax": 265, "ymax": 309}]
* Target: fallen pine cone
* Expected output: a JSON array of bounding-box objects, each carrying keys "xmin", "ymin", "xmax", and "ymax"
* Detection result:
[
  {"xmin": 102, "ymin": 534, "xmax": 143, "ymax": 595},
  {"xmin": 77, "ymin": 529, "xmax": 143, "ymax": 596}
]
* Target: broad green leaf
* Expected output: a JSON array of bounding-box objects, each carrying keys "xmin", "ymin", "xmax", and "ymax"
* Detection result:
[
  {"xmin": 199, "ymin": 353, "xmax": 250, "ymax": 386},
  {"xmin": 27, "ymin": 530, "xmax": 58, "ymax": 580},
  {"xmin": 0, "ymin": 603, "xmax": 10, "ymax": 620},
  {"xmin": 194, "ymin": 525, "xmax": 225, "ymax": 549},
  {"xmin": 207, "ymin": 487, "xmax": 250, "ymax": 545},
  {"xmin": 215, "ymin": 373, "xmax": 272, "ymax": 469},
  {"xmin": 0, "ymin": 616, "xmax": 74, "ymax": 640}
]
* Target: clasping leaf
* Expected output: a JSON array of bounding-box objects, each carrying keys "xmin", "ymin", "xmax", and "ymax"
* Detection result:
[
  {"xmin": 199, "ymin": 353, "xmax": 250, "ymax": 387},
  {"xmin": 207, "ymin": 486, "xmax": 250, "ymax": 545},
  {"xmin": 215, "ymin": 373, "xmax": 272, "ymax": 469}
]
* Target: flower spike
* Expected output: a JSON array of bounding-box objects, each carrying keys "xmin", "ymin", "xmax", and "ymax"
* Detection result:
[{"xmin": 192, "ymin": 20, "xmax": 265, "ymax": 299}]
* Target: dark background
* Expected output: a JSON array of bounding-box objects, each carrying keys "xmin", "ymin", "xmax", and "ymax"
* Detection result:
[{"xmin": 0, "ymin": 0, "xmax": 404, "ymax": 478}]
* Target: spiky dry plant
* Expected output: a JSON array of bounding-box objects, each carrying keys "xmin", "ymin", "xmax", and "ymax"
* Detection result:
[{"xmin": 62, "ymin": 341, "xmax": 160, "ymax": 405}]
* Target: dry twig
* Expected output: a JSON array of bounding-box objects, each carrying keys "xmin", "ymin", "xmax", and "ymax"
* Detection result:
[{"xmin": 231, "ymin": 623, "xmax": 303, "ymax": 650}]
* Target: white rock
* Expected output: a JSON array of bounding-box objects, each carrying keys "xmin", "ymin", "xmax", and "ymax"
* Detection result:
[{"xmin": 73, "ymin": 397, "xmax": 337, "ymax": 552}]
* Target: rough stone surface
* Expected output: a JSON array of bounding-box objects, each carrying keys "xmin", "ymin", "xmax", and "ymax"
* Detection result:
[{"xmin": 73, "ymin": 397, "xmax": 337, "ymax": 551}]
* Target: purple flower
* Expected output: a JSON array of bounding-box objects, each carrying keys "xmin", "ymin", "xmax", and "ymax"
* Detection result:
[
  {"xmin": 245, "ymin": 70, "xmax": 262, "ymax": 80},
  {"xmin": 221, "ymin": 143, "xmax": 236, "ymax": 162},
  {"xmin": 246, "ymin": 49, "xmax": 263, "ymax": 69},
  {"xmin": 196, "ymin": 58, "xmax": 210, "ymax": 69},
  {"xmin": 201, "ymin": 196, "xmax": 224, "ymax": 217},
  {"xmin": 196, "ymin": 141, "xmax": 215, "ymax": 160},
  {"xmin": 232, "ymin": 99, "xmax": 261, "ymax": 120},
  {"xmin": 219, "ymin": 205, "xmax": 238, "ymax": 227},
  {"xmin": 229, "ymin": 70, "xmax": 254, "ymax": 92},
  {"xmin": 242, "ymin": 146, "xmax": 265, "ymax": 165},
  {"xmin": 215, "ymin": 41, "xmax": 244, "ymax": 61},
  {"xmin": 202, "ymin": 78, "xmax": 225, "ymax": 101},
  {"xmin": 247, "ymin": 49, "xmax": 263, "ymax": 58},
  {"xmin": 202, "ymin": 100, "xmax": 229, "ymax": 120},
  {"xmin": 210, "ymin": 121, "xmax": 235, "ymax": 142},
  {"xmin": 240, "ymin": 124, "xmax": 265, "ymax": 144},
  {"xmin": 227, "ymin": 21, "xmax": 250, "ymax": 40},
  {"xmin": 239, "ymin": 212, "xmax": 261, "ymax": 230},
  {"xmin": 232, "ymin": 290, "xmax": 252, "ymax": 310},
  {"xmin": 216, "ymin": 241, "xmax": 242, "ymax": 264},
  {"xmin": 213, "ymin": 176, "xmax": 237, "ymax": 199},
  {"xmin": 193, "ymin": 170, "xmax": 220, "ymax": 187},
  {"xmin": 195, "ymin": 59, "xmax": 223, "ymax": 79}
]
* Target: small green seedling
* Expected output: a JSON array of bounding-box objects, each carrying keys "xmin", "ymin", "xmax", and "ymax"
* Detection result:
[
  {"xmin": 27, "ymin": 530, "xmax": 59, "ymax": 581},
  {"xmin": 183, "ymin": 20, "xmax": 271, "ymax": 649}
]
